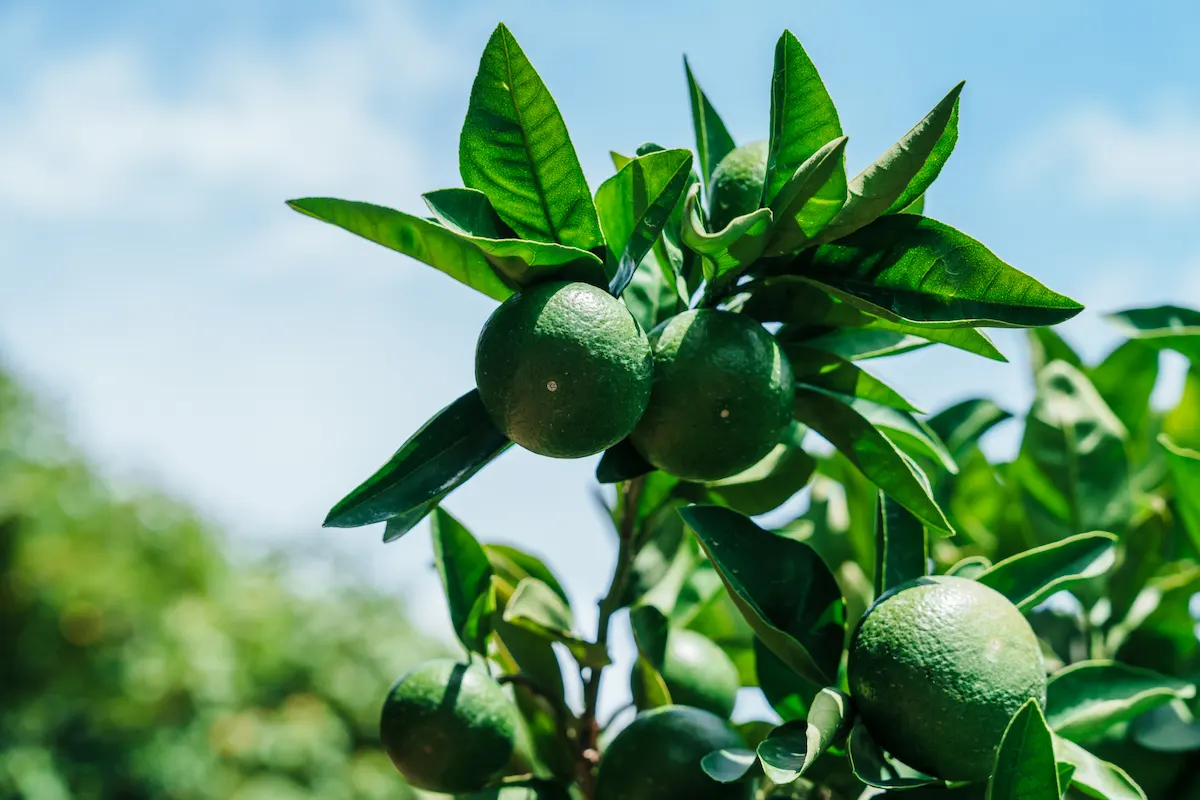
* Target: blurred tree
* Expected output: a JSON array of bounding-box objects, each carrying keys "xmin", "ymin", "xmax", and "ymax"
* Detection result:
[{"xmin": 0, "ymin": 366, "xmax": 441, "ymax": 799}]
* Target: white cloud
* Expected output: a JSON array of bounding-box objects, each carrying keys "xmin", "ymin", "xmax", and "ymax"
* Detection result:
[
  {"xmin": 0, "ymin": 0, "xmax": 460, "ymax": 219},
  {"xmin": 1010, "ymin": 98, "xmax": 1200, "ymax": 212}
]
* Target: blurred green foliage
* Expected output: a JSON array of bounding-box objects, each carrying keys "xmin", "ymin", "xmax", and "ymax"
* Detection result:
[{"xmin": 0, "ymin": 366, "xmax": 441, "ymax": 799}]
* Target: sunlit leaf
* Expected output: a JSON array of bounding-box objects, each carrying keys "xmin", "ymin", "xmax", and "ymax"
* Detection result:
[
  {"xmin": 1159, "ymin": 434, "xmax": 1200, "ymax": 555},
  {"xmin": 987, "ymin": 699, "xmax": 1060, "ymax": 800},
  {"xmin": 684, "ymin": 56, "xmax": 736, "ymax": 191},
  {"xmin": 1052, "ymin": 734, "xmax": 1146, "ymax": 800},
  {"xmin": 1107, "ymin": 305, "xmax": 1200, "ymax": 362},
  {"xmin": 1046, "ymin": 660, "xmax": 1196, "ymax": 742},
  {"xmin": 503, "ymin": 578, "xmax": 609, "ymax": 668},
  {"xmin": 975, "ymin": 532, "xmax": 1117, "ymax": 612},
  {"xmin": 763, "ymin": 136, "xmax": 849, "ymax": 255},
  {"xmin": 431, "ymin": 508, "xmax": 495, "ymax": 654},
  {"xmin": 875, "ymin": 493, "xmax": 928, "ymax": 596}
]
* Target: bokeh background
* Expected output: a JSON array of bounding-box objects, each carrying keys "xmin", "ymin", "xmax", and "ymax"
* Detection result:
[{"xmin": 2, "ymin": 0, "xmax": 1197, "ymax": 795}]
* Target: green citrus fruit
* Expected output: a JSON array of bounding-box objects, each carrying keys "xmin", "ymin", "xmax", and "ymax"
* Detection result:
[
  {"xmin": 596, "ymin": 706, "xmax": 753, "ymax": 800},
  {"xmin": 631, "ymin": 629, "xmax": 740, "ymax": 718},
  {"xmin": 847, "ymin": 576, "xmax": 1047, "ymax": 782},
  {"xmin": 475, "ymin": 281, "xmax": 653, "ymax": 458},
  {"xmin": 708, "ymin": 140, "xmax": 768, "ymax": 232},
  {"xmin": 379, "ymin": 659, "xmax": 517, "ymax": 793},
  {"xmin": 630, "ymin": 309, "xmax": 794, "ymax": 481}
]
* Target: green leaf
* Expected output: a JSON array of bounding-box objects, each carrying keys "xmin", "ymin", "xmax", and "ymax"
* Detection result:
[
  {"xmin": 684, "ymin": 56, "xmax": 736, "ymax": 192},
  {"xmin": 1107, "ymin": 305, "xmax": 1200, "ymax": 362},
  {"xmin": 1029, "ymin": 327, "xmax": 1084, "ymax": 375},
  {"xmin": 874, "ymin": 493, "xmax": 928, "ymax": 597},
  {"xmin": 628, "ymin": 605, "xmax": 674, "ymax": 710},
  {"xmin": 818, "ymin": 83, "xmax": 963, "ymax": 243},
  {"xmin": 681, "ymin": 185, "xmax": 772, "ymax": 290},
  {"xmin": 786, "ymin": 346, "xmax": 921, "ymax": 412},
  {"xmin": 946, "ymin": 555, "xmax": 991, "ymax": 578},
  {"xmin": 928, "ymin": 399, "xmax": 1012, "ymax": 462},
  {"xmin": 886, "ymin": 90, "xmax": 961, "ymax": 215},
  {"xmin": 757, "ymin": 687, "xmax": 854, "ymax": 783},
  {"xmin": 848, "ymin": 723, "xmax": 937, "ymax": 789},
  {"xmin": 742, "ymin": 274, "xmax": 1008, "ymax": 360},
  {"xmin": 1088, "ymin": 341, "xmax": 1158, "ymax": 435},
  {"xmin": 595, "ymin": 148, "xmax": 694, "ymax": 295},
  {"xmin": 705, "ymin": 421, "xmax": 816, "ymax": 515},
  {"xmin": 755, "ymin": 637, "xmax": 817, "ymax": 722},
  {"xmin": 987, "ymin": 699, "xmax": 1060, "ymax": 800},
  {"xmin": 459, "ymin": 23, "xmax": 602, "ymax": 250},
  {"xmin": 419, "ymin": 188, "xmax": 608, "ymax": 289},
  {"xmin": 850, "ymin": 400, "xmax": 958, "ymax": 475},
  {"xmin": 485, "ymin": 544, "xmax": 569, "ymax": 607},
  {"xmin": 1046, "ymin": 660, "xmax": 1196, "ymax": 742},
  {"xmin": 430, "ymin": 508, "xmax": 495, "ymax": 654},
  {"xmin": 701, "ymin": 748, "xmax": 759, "ymax": 783},
  {"xmin": 622, "ymin": 251, "xmax": 683, "ymax": 332},
  {"xmin": 800, "ymin": 329, "xmax": 932, "ymax": 361},
  {"xmin": 793, "ymin": 386, "xmax": 952, "ymax": 533},
  {"xmin": 763, "ymin": 31, "xmax": 845, "ymax": 213},
  {"xmin": 1052, "ymin": 735, "xmax": 1146, "ymax": 800},
  {"xmin": 796, "ymin": 216, "xmax": 1083, "ymax": 327},
  {"xmin": 1159, "ymin": 434, "xmax": 1200, "ymax": 555},
  {"xmin": 503, "ymin": 578, "xmax": 609, "ymax": 668},
  {"xmin": 763, "ymin": 136, "xmax": 850, "ymax": 256},
  {"xmin": 287, "ymin": 198, "xmax": 513, "ymax": 301},
  {"xmin": 679, "ymin": 505, "xmax": 845, "ymax": 687},
  {"xmin": 461, "ymin": 780, "xmax": 572, "ymax": 800},
  {"xmin": 1017, "ymin": 362, "xmax": 1131, "ymax": 535},
  {"xmin": 324, "ymin": 389, "xmax": 511, "ymax": 533},
  {"xmin": 595, "ymin": 438, "xmax": 654, "ymax": 484},
  {"xmin": 975, "ymin": 532, "xmax": 1116, "ymax": 612},
  {"xmin": 1130, "ymin": 702, "xmax": 1200, "ymax": 753}
]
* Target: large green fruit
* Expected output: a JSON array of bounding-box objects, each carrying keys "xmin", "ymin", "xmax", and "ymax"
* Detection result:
[
  {"xmin": 475, "ymin": 281, "xmax": 653, "ymax": 458},
  {"xmin": 631, "ymin": 629, "xmax": 740, "ymax": 718},
  {"xmin": 379, "ymin": 659, "xmax": 517, "ymax": 793},
  {"xmin": 847, "ymin": 576, "xmax": 1047, "ymax": 782},
  {"xmin": 630, "ymin": 309, "xmax": 793, "ymax": 481},
  {"xmin": 708, "ymin": 140, "xmax": 768, "ymax": 232},
  {"xmin": 596, "ymin": 706, "xmax": 753, "ymax": 800}
]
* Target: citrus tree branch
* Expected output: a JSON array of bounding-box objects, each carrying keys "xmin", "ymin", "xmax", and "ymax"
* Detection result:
[{"xmin": 577, "ymin": 475, "xmax": 645, "ymax": 796}]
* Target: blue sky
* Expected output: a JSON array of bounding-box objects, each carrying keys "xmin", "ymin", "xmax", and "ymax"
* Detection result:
[{"xmin": 2, "ymin": 0, "xmax": 1198, "ymax": 717}]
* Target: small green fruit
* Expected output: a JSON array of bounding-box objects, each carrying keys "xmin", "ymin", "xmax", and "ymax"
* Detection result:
[
  {"xmin": 847, "ymin": 576, "xmax": 1047, "ymax": 782},
  {"xmin": 596, "ymin": 706, "xmax": 753, "ymax": 800},
  {"xmin": 708, "ymin": 140, "xmax": 768, "ymax": 232},
  {"xmin": 379, "ymin": 659, "xmax": 517, "ymax": 793},
  {"xmin": 475, "ymin": 281, "xmax": 653, "ymax": 458},
  {"xmin": 631, "ymin": 629, "xmax": 740, "ymax": 718}
]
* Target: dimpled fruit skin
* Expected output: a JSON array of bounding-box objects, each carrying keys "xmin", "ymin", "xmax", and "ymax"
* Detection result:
[
  {"xmin": 708, "ymin": 140, "xmax": 768, "ymax": 232},
  {"xmin": 631, "ymin": 629, "xmax": 740, "ymax": 719},
  {"xmin": 475, "ymin": 281, "xmax": 653, "ymax": 459},
  {"xmin": 630, "ymin": 309, "xmax": 793, "ymax": 481},
  {"xmin": 847, "ymin": 576, "xmax": 1047, "ymax": 782},
  {"xmin": 596, "ymin": 706, "xmax": 753, "ymax": 800},
  {"xmin": 379, "ymin": 659, "xmax": 517, "ymax": 793}
]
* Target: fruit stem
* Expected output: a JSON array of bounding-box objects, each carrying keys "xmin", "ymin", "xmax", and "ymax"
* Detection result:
[{"xmin": 577, "ymin": 474, "xmax": 646, "ymax": 797}]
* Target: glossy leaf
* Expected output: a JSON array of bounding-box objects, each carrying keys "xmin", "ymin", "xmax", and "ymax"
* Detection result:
[
  {"xmin": 755, "ymin": 638, "xmax": 817, "ymax": 722},
  {"xmin": 503, "ymin": 578, "xmax": 609, "ymax": 668},
  {"xmin": 851, "ymin": 399, "xmax": 958, "ymax": 475},
  {"xmin": 705, "ymin": 421, "xmax": 816, "ymax": 515},
  {"xmin": 679, "ymin": 505, "xmax": 845, "ymax": 687},
  {"xmin": 787, "ymin": 346, "xmax": 921, "ymax": 412},
  {"xmin": 793, "ymin": 386, "xmax": 952, "ymax": 533},
  {"xmin": 976, "ymin": 532, "xmax": 1117, "ymax": 612},
  {"xmin": 324, "ymin": 390, "xmax": 511, "ymax": 534},
  {"xmin": 622, "ymin": 251, "xmax": 683, "ymax": 331},
  {"xmin": 763, "ymin": 136, "xmax": 849, "ymax": 256},
  {"xmin": 422, "ymin": 186, "xmax": 514, "ymax": 237},
  {"xmin": 947, "ymin": 555, "xmax": 991, "ymax": 578},
  {"xmin": 796, "ymin": 215, "xmax": 1083, "ymax": 327},
  {"xmin": 287, "ymin": 198, "xmax": 513, "ymax": 301},
  {"xmin": 684, "ymin": 56, "xmax": 736, "ymax": 191},
  {"xmin": 848, "ymin": 723, "xmax": 937, "ymax": 789},
  {"xmin": 701, "ymin": 748, "xmax": 759, "ymax": 783},
  {"xmin": 681, "ymin": 185, "xmax": 772, "ymax": 290},
  {"xmin": 459, "ymin": 24, "xmax": 603, "ymax": 250},
  {"xmin": 595, "ymin": 148, "xmax": 694, "ymax": 295},
  {"xmin": 1160, "ymin": 434, "xmax": 1200, "ymax": 554},
  {"xmin": 818, "ymin": 83, "xmax": 963, "ymax": 243},
  {"xmin": 899, "ymin": 193, "xmax": 927, "ymax": 215},
  {"xmin": 1106, "ymin": 305, "xmax": 1200, "ymax": 362},
  {"xmin": 987, "ymin": 699, "xmax": 1060, "ymax": 800},
  {"xmin": 875, "ymin": 493, "xmax": 928, "ymax": 597},
  {"xmin": 485, "ymin": 544, "xmax": 569, "ymax": 607},
  {"xmin": 1052, "ymin": 735, "xmax": 1146, "ymax": 800},
  {"xmin": 928, "ymin": 398, "xmax": 1012, "ymax": 462},
  {"xmin": 1046, "ymin": 660, "xmax": 1196, "ymax": 742},
  {"xmin": 763, "ymin": 31, "xmax": 845, "ymax": 213},
  {"xmin": 595, "ymin": 438, "xmax": 654, "ymax": 484},
  {"xmin": 1017, "ymin": 362, "xmax": 1130, "ymax": 534},
  {"xmin": 431, "ymin": 509, "xmax": 495, "ymax": 654},
  {"xmin": 757, "ymin": 687, "xmax": 854, "ymax": 783}
]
